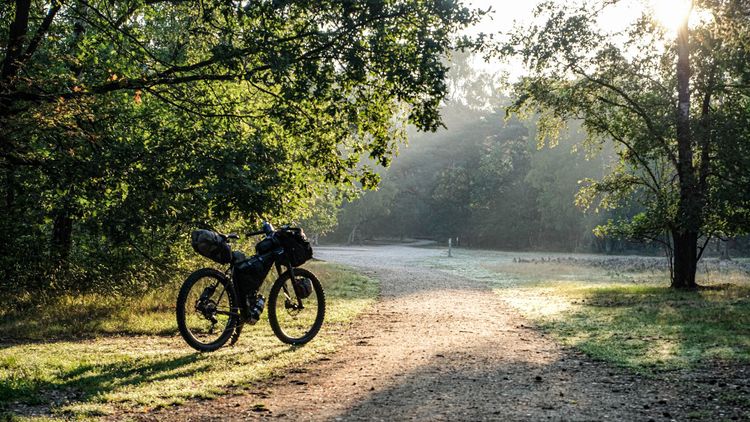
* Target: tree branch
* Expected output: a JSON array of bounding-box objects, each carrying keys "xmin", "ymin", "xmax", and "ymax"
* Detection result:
[
  {"xmin": 18, "ymin": 1, "xmax": 61, "ymax": 68},
  {"xmin": 1, "ymin": 0, "xmax": 32, "ymax": 81},
  {"xmin": 145, "ymin": 87, "xmax": 264, "ymax": 119},
  {"xmin": 572, "ymin": 65, "xmax": 679, "ymax": 169},
  {"xmin": 589, "ymin": 110, "xmax": 663, "ymax": 195},
  {"xmin": 0, "ymin": 151, "xmax": 44, "ymax": 166},
  {"xmin": 696, "ymin": 232, "xmax": 713, "ymax": 262}
]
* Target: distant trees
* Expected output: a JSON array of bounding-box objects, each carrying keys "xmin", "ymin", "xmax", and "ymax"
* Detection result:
[
  {"xmin": 498, "ymin": 0, "xmax": 750, "ymax": 288},
  {"xmin": 330, "ymin": 101, "xmax": 614, "ymax": 251},
  {"xmin": 0, "ymin": 1, "xmax": 480, "ymax": 296}
]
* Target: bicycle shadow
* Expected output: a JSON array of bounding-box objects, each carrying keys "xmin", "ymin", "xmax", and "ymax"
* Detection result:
[{"xmin": 2, "ymin": 340, "xmax": 303, "ymax": 418}]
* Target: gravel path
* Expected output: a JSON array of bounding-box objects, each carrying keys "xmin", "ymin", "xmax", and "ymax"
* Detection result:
[{"xmin": 143, "ymin": 244, "xmax": 749, "ymax": 421}]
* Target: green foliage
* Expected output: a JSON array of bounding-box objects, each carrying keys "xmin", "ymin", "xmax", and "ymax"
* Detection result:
[
  {"xmin": 299, "ymin": 190, "xmax": 345, "ymax": 240},
  {"xmin": 497, "ymin": 1, "xmax": 750, "ymax": 284},
  {"xmin": 0, "ymin": 0, "xmax": 482, "ymax": 297}
]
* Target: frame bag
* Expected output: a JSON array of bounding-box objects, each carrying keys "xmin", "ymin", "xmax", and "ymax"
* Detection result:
[{"xmin": 234, "ymin": 254, "xmax": 273, "ymax": 294}]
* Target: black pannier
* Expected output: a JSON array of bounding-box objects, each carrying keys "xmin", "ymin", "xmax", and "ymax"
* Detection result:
[
  {"xmin": 276, "ymin": 228, "xmax": 313, "ymax": 267},
  {"xmin": 191, "ymin": 230, "xmax": 232, "ymax": 264},
  {"xmin": 233, "ymin": 254, "xmax": 273, "ymax": 294}
]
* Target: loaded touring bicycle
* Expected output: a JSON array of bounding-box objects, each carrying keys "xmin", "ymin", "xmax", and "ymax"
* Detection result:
[{"xmin": 176, "ymin": 221, "xmax": 324, "ymax": 352}]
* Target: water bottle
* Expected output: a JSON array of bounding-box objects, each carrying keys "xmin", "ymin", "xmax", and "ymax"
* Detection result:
[{"xmin": 248, "ymin": 295, "xmax": 265, "ymax": 325}]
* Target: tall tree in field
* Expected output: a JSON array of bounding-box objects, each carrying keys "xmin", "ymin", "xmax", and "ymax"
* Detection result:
[
  {"xmin": 499, "ymin": 0, "xmax": 750, "ymax": 288},
  {"xmin": 0, "ymin": 0, "xmax": 481, "ymax": 294}
]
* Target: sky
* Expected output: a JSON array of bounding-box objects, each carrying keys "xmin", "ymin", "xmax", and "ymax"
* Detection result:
[
  {"xmin": 460, "ymin": 0, "xmax": 538, "ymax": 77},
  {"xmin": 464, "ymin": 0, "xmax": 538, "ymax": 37},
  {"xmin": 460, "ymin": 0, "xmax": 674, "ymax": 78}
]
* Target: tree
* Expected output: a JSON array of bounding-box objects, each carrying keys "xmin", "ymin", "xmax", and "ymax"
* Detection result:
[
  {"xmin": 0, "ymin": 0, "xmax": 482, "ymax": 294},
  {"xmin": 498, "ymin": 0, "xmax": 750, "ymax": 288},
  {"xmin": 525, "ymin": 124, "xmax": 607, "ymax": 251},
  {"xmin": 469, "ymin": 115, "xmax": 537, "ymax": 249},
  {"xmin": 300, "ymin": 191, "xmax": 344, "ymax": 244}
]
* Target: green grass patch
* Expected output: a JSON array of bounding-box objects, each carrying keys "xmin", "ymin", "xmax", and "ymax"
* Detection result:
[
  {"xmin": 492, "ymin": 263, "xmax": 750, "ymax": 372},
  {"xmin": 0, "ymin": 262, "xmax": 378, "ymax": 419}
]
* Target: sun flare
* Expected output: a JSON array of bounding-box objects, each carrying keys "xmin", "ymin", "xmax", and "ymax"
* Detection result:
[{"xmin": 650, "ymin": 0, "xmax": 694, "ymax": 33}]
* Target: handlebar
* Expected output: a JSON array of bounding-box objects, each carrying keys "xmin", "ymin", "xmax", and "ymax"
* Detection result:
[
  {"xmin": 247, "ymin": 221, "xmax": 276, "ymax": 237},
  {"xmin": 243, "ymin": 221, "xmax": 300, "ymax": 238}
]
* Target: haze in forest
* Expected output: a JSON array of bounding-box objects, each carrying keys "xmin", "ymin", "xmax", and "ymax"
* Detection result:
[{"xmin": 324, "ymin": 53, "xmax": 624, "ymax": 253}]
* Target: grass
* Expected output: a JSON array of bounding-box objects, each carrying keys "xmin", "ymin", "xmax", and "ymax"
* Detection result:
[
  {"xmin": 0, "ymin": 261, "xmax": 378, "ymax": 419},
  {"xmin": 490, "ymin": 262, "xmax": 750, "ymax": 372}
]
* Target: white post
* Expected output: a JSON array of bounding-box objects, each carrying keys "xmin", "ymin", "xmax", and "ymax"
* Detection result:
[{"xmin": 448, "ymin": 237, "xmax": 452, "ymax": 257}]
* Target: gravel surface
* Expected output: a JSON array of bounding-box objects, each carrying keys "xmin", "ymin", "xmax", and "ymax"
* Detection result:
[{"xmin": 140, "ymin": 244, "xmax": 749, "ymax": 421}]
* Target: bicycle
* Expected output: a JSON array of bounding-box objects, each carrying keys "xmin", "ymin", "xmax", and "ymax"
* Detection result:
[{"xmin": 176, "ymin": 221, "xmax": 325, "ymax": 352}]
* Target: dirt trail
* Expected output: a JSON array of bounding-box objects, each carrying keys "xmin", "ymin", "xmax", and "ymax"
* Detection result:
[{"xmin": 143, "ymin": 244, "xmax": 747, "ymax": 421}]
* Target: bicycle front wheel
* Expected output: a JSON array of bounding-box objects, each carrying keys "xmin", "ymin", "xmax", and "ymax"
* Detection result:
[
  {"xmin": 176, "ymin": 268, "xmax": 239, "ymax": 352},
  {"xmin": 268, "ymin": 268, "xmax": 325, "ymax": 345}
]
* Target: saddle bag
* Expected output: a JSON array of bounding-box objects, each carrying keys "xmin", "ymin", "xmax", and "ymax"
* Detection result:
[{"xmin": 191, "ymin": 230, "xmax": 231, "ymax": 264}]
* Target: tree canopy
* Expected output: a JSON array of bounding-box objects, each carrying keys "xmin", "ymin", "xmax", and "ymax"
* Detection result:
[
  {"xmin": 0, "ymin": 0, "xmax": 480, "ymax": 295},
  {"xmin": 497, "ymin": 0, "xmax": 750, "ymax": 287}
]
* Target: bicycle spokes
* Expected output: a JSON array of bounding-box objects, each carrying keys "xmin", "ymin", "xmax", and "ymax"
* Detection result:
[
  {"xmin": 182, "ymin": 278, "xmax": 233, "ymax": 345},
  {"xmin": 272, "ymin": 277, "xmax": 321, "ymax": 340}
]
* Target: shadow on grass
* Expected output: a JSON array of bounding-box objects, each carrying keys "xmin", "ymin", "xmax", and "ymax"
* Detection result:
[
  {"xmin": 0, "ymin": 353, "xmax": 205, "ymax": 405},
  {"xmin": 1, "ymin": 341, "xmax": 304, "ymax": 415},
  {"xmin": 63, "ymin": 354, "xmax": 208, "ymax": 391},
  {"xmin": 541, "ymin": 284, "xmax": 750, "ymax": 370},
  {"xmin": 0, "ymin": 294, "xmax": 178, "ymax": 343}
]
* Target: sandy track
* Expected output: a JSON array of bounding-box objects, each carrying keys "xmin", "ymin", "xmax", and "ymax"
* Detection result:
[{"xmin": 140, "ymin": 244, "xmax": 748, "ymax": 421}]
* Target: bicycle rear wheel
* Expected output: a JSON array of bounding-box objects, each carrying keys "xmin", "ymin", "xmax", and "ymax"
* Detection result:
[
  {"xmin": 176, "ymin": 268, "xmax": 239, "ymax": 352},
  {"xmin": 268, "ymin": 268, "xmax": 325, "ymax": 345}
]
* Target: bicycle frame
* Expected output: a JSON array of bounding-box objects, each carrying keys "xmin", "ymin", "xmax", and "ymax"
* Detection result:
[{"xmin": 222, "ymin": 237, "xmax": 305, "ymax": 319}]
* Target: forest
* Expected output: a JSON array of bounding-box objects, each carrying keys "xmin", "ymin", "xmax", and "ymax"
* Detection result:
[
  {"xmin": 2, "ymin": 0, "xmax": 750, "ymax": 298},
  {"xmin": 328, "ymin": 91, "xmax": 750, "ymax": 255},
  {"xmin": 327, "ymin": 86, "xmax": 633, "ymax": 253}
]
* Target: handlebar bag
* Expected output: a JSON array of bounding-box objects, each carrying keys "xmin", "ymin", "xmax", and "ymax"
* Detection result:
[
  {"xmin": 276, "ymin": 228, "xmax": 313, "ymax": 267},
  {"xmin": 191, "ymin": 229, "xmax": 232, "ymax": 264}
]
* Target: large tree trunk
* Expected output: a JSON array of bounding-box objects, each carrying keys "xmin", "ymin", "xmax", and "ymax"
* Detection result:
[
  {"xmin": 672, "ymin": 9, "xmax": 701, "ymax": 289},
  {"xmin": 1, "ymin": 0, "xmax": 32, "ymax": 81},
  {"xmin": 672, "ymin": 229, "xmax": 698, "ymax": 288}
]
